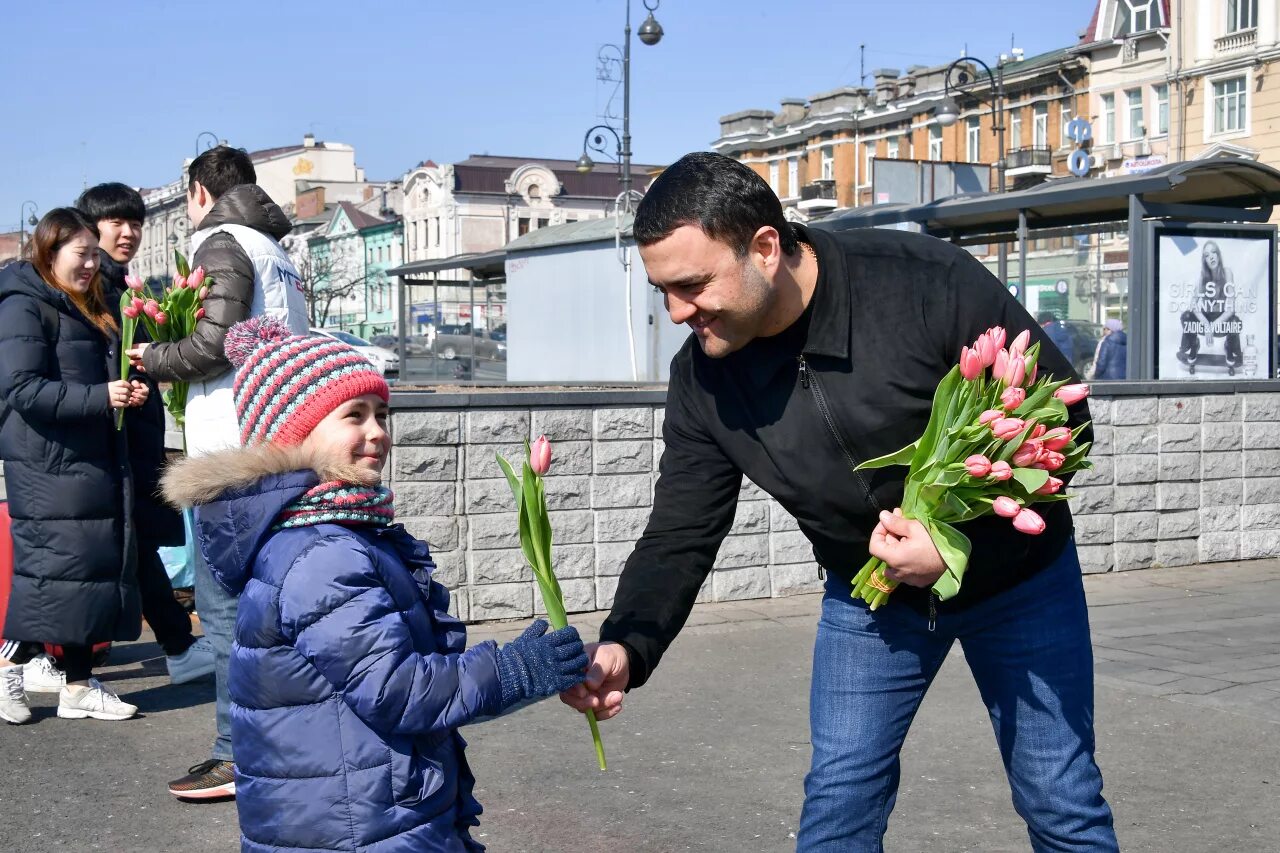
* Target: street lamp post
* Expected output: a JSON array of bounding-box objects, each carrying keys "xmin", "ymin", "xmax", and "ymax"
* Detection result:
[
  {"xmin": 574, "ymin": 0, "xmax": 663, "ymax": 213},
  {"xmin": 18, "ymin": 201, "xmax": 38, "ymax": 255},
  {"xmin": 933, "ymin": 55, "xmax": 1010, "ymax": 284},
  {"xmin": 195, "ymin": 131, "xmax": 220, "ymax": 157}
]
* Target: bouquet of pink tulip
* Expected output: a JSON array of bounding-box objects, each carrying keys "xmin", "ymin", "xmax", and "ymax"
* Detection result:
[
  {"xmin": 497, "ymin": 436, "xmax": 608, "ymax": 770},
  {"xmin": 117, "ymin": 250, "xmax": 210, "ymax": 429},
  {"xmin": 849, "ymin": 325, "xmax": 1093, "ymax": 609}
]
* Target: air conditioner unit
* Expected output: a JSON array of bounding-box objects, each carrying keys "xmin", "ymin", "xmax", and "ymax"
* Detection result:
[
  {"xmin": 1088, "ymin": 152, "xmax": 1108, "ymax": 169},
  {"xmin": 1136, "ymin": 138, "xmax": 1152, "ymax": 157}
]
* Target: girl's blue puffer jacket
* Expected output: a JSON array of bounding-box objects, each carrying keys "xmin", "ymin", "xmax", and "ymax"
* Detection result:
[{"xmin": 164, "ymin": 444, "xmax": 503, "ymax": 852}]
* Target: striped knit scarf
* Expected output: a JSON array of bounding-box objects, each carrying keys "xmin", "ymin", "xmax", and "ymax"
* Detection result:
[{"xmin": 273, "ymin": 481, "xmax": 395, "ymax": 530}]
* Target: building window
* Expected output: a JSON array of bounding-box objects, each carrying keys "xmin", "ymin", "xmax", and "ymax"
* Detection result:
[
  {"xmin": 864, "ymin": 144, "xmax": 874, "ymax": 185},
  {"xmin": 1010, "ymin": 109, "xmax": 1023, "ymax": 147},
  {"xmin": 788, "ymin": 157, "xmax": 799, "ymax": 195},
  {"xmin": 1061, "ymin": 103, "xmax": 1073, "ymax": 144},
  {"xmin": 1212, "ymin": 75, "xmax": 1247, "ymax": 133},
  {"xmin": 518, "ymin": 217, "xmax": 530, "ymax": 236},
  {"xmin": 1154, "ymin": 83, "xmax": 1169, "ymax": 135},
  {"xmin": 433, "ymin": 217, "xmax": 441, "ymax": 247},
  {"xmin": 1227, "ymin": 0, "xmax": 1257, "ymax": 32},
  {"xmin": 1100, "ymin": 93, "xmax": 1116, "ymax": 143},
  {"xmin": 966, "ymin": 118, "xmax": 981, "ymax": 161},
  {"xmin": 887, "ymin": 136, "xmax": 899, "ymax": 159},
  {"xmin": 768, "ymin": 161, "xmax": 779, "ymax": 192},
  {"xmin": 1033, "ymin": 103, "xmax": 1049, "ymax": 147},
  {"xmin": 821, "ymin": 146, "xmax": 834, "ymax": 180},
  {"xmin": 1113, "ymin": 0, "xmax": 1158, "ymax": 36},
  {"xmin": 537, "ymin": 218, "xmax": 550, "ymax": 229},
  {"xmin": 1126, "ymin": 88, "xmax": 1144, "ymax": 139}
]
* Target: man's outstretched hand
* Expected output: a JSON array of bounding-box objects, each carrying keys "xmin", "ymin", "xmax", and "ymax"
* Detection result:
[{"xmin": 560, "ymin": 641, "xmax": 629, "ymax": 721}]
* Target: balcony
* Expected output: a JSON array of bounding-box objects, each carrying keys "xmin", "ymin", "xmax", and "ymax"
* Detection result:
[
  {"xmin": 797, "ymin": 179, "xmax": 838, "ymax": 212},
  {"xmin": 1215, "ymin": 28, "xmax": 1257, "ymax": 54},
  {"xmin": 1005, "ymin": 146, "xmax": 1053, "ymax": 178}
]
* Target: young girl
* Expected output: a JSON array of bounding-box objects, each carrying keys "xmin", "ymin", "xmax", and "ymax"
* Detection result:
[
  {"xmin": 162, "ymin": 317, "xmax": 587, "ymax": 852},
  {"xmin": 0, "ymin": 208, "xmax": 148, "ymax": 725}
]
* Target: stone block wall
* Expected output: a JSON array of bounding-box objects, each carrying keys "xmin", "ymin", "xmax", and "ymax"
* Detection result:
[
  {"xmin": 388, "ymin": 398, "xmax": 824, "ymax": 623},
  {"xmin": 1068, "ymin": 391, "xmax": 1280, "ymax": 574}
]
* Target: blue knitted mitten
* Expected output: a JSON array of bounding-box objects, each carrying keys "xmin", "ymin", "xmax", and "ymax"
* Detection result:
[{"xmin": 496, "ymin": 619, "xmax": 589, "ymax": 708}]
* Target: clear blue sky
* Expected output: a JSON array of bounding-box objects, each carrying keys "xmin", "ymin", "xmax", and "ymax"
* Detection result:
[{"xmin": 1, "ymin": 0, "xmax": 1096, "ymax": 231}]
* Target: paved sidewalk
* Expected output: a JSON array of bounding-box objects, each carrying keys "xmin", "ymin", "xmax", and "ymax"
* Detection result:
[{"xmin": 1, "ymin": 560, "xmax": 1277, "ymax": 852}]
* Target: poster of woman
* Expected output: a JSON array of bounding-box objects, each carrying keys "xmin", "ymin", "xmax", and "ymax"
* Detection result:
[{"xmin": 1156, "ymin": 226, "xmax": 1276, "ymax": 379}]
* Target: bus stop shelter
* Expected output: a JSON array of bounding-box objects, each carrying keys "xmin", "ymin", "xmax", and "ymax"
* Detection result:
[{"xmin": 814, "ymin": 159, "xmax": 1280, "ymax": 381}]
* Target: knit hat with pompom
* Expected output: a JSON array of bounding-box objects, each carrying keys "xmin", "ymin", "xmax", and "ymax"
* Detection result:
[{"xmin": 224, "ymin": 317, "xmax": 390, "ymax": 447}]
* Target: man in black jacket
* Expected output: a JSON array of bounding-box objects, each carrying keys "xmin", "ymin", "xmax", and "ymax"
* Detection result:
[
  {"xmin": 76, "ymin": 184, "xmax": 215, "ymax": 685},
  {"xmin": 562, "ymin": 153, "xmax": 1117, "ymax": 851}
]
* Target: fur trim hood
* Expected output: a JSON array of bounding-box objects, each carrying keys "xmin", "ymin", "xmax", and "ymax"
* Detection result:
[{"xmin": 161, "ymin": 443, "xmax": 379, "ymax": 509}]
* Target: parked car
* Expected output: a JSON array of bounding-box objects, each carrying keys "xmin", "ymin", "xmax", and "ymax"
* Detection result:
[
  {"xmin": 371, "ymin": 334, "xmax": 434, "ymax": 356},
  {"xmin": 310, "ymin": 328, "xmax": 400, "ymax": 376},
  {"xmin": 430, "ymin": 324, "xmax": 507, "ymax": 361}
]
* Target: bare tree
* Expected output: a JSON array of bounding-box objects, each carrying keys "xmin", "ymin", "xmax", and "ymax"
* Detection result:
[{"xmin": 287, "ymin": 238, "xmax": 372, "ymax": 329}]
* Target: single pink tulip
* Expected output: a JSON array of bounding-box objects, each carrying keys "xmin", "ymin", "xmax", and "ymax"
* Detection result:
[
  {"xmin": 986, "ymin": 326, "xmax": 1007, "ymax": 351},
  {"xmin": 1012, "ymin": 507, "xmax": 1046, "ymax": 535},
  {"xmin": 198, "ymin": 285, "xmax": 209, "ymax": 300},
  {"xmin": 143, "ymin": 300, "xmax": 159, "ymax": 318},
  {"xmin": 174, "ymin": 275, "xmax": 187, "ymax": 289},
  {"xmin": 1002, "ymin": 353, "xmax": 1026, "ymax": 387},
  {"xmin": 131, "ymin": 296, "xmax": 144, "ymax": 311},
  {"xmin": 1054, "ymin": 384, "xmax": 1090, "ymax": 405},
  {"xmin": 979, "ymin": 409, "xmax": 1004, "ymax": 425},
  {"xmin": 1031, "ymin": 424, "xmax": 1046, "ymax": 439},
  {"xmin": 1035, "ymin": 476, "xmax": 1064, "ymax": 496},
  {"xmin": 991, "ymin": 417, "xmax": 1026, "ymax": 441},
  {"xmin": 1036, "ymin": 450, "xmax": 1066, "ymax": 471},
  {"xmin": 989, "ymin": 461, "xmax": 1013, "ymax": 481},
  {"xmin": 993, "ymin": 348, "xmax": 1010, "ymax": 381},
  {"xmin": 974, "ymin": 334, "xmax": 997, "ymax": 368},
  {"xmin": 530, "ymin": 435, "xmax": 552, "ymax": 476},
  {"xmin": 1042, "ymin": 427, "xmax": 1071, "ymax": 451},
  {"xmin": 993, "ymin": 496, "xmax": 1021, "ymax": 518},
  {"xmin": 155, "ymin": 311, "xmax": 168, "ymax": 325},
  {"xmin": 1009, "ymin": 329, "xmax": 1031, "ymax": 359},
  {"xmin": 122, "ymin": 305, "xmax": 140, "ymax": 319},
  {"xmin": 124, "ymin": 274, "xmax": 145, "ymax": 291},
  {"xmin": 187, "ymin": 267, "xmax": 206, "ymax": 289},
  {"xmin": 195, "ymin": 307, "xmax": 206, "ymax": 320},
  {"xmin": 964, "ymin": 454, "xmax": 992, "ymax": 477},
  {"xmin": 1012, "ymin": 440, "xmax": 1044, "ymax": 467},
  {"xmin": 1000, "ymin": 386, "xmax": 1025, "ymax": 411},
  {"xmin": 959, "ymin": 346, "xmax": 983, "ymax": 381}
]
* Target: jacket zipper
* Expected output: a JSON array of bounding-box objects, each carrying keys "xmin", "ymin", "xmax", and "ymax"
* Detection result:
[
  {"xmin": 928, "ymin": 593, "xmax": 938, "ymax": 632},
  {"xmin": 797, "ymin": 355, "xmax": 879, "ymax": 508}
]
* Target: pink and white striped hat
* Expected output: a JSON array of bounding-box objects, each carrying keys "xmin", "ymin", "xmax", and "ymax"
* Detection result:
[{"xmin": 224, "ymin": 317, "xmax": 389, "ymax": 447}]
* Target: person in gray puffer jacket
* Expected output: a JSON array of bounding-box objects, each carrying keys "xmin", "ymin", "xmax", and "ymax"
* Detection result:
[{"xmin": 126, "ymin": 145, "xmax": 308, "ymax": 801}]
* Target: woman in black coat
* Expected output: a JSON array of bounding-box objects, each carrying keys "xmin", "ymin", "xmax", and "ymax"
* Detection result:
[{"xmin": 0, "ymin": 208, "xmax": 149, "ymax": 724}]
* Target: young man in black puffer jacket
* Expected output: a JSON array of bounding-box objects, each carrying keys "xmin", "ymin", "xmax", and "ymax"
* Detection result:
[{"xmin": 77, "ymin": 183, "xmax": 215, "ymax": 688}]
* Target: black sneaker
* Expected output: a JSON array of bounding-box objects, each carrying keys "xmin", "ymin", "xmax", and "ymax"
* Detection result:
[{"xmin": 168, "ymin": 759, "xmax": 235, "ymax": 800}]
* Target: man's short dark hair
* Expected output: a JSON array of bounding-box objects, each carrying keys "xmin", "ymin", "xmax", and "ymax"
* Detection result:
[
  {"xmin": 187, "ymin": 145, "xmax": 256, "ymax": 200},
  {"xmin": 76, "ymin": 182, "xmax": 146, "ymax": 224},
  {"xmin": 634, "ymin": 151, "xmax": 799, "ymax": 257},
  {"xmin": 1037, "ymin": 311, "xmax": 1059, "ymax": 325}
]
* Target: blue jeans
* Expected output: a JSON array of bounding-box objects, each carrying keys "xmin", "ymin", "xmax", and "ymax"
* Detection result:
[
  {"xmin": 193, "ymin": 540, "xmax": 238, "ymax": 763},
  {"xmin": 798, "ymin": 543, "xmax": 1117, "ymax": 852}
]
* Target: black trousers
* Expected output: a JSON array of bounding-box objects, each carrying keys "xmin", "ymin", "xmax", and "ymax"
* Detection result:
[{"xmin": 137, "ymin": 542, "xmax": 195, "ymax": 657}]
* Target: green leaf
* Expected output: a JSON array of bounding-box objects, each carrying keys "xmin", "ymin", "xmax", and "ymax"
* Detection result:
[
  {"xmin": 855, "ymin": 441, "xmax": 918, "ymax": 471},
  {"xmin": 925, "ymin": 517, "xmax": 972, "ymax": 602},
  {"xmin": 175, "ymin": 249, "xmax": 190, "ymax": 278},
  {"xmin": 521, "ymin": 461, "xmax": 547, "ymax": 574},
  {"xmin": 1010, "ymin": 467, "xmax": 1051, "ymax": 495},
  {"xmin": 910, "ymin": 367, "xmax": 963, "ymax": 469},
  {"xmin": 495, "ymin": 454, "xmax": 523, "ymax": 504}
]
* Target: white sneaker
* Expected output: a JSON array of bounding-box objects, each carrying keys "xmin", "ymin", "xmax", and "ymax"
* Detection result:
[
  {"xmin": 22, "ymin": 654, "xmax": 67, "ymax": 693},
  {"xmin": 0, "ymin": 665, "xmax": 32, "ymax": 725},
  {"xmin": 57, "ymin": 679, "xmax": 137, "ymax": 721},
  {"xmin": 167, "ymin": 636, "xmax": 216, "ymax": 685}
]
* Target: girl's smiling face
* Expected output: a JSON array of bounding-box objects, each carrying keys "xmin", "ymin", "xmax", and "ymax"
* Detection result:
[
  {"xmin": 301, "ymin": 394, "xmax": 390, "ymax": 474},
  {"xmin": 51, "ymin": 228, "xmax": 100, "ymax": 294}
]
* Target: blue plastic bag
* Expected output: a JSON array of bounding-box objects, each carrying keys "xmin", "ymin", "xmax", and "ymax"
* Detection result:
[{"xmin": 157, "ymin": 509, "xmax": 197, "ymax": 589}]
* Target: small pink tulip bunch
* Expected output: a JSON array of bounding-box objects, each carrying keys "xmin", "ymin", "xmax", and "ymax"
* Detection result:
[
  {"xmin": 849, "ymin": 323, "xmax": 1094, "ymax": 610},
  {"xmin": 115, "ymin": 251, "xmax": 213, "ymax": 428}
]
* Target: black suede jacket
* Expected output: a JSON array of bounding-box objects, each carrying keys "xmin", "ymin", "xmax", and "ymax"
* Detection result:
[{"xmin": 600, "ymin": 224, "xmax": 1092, "ymax": 688}]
